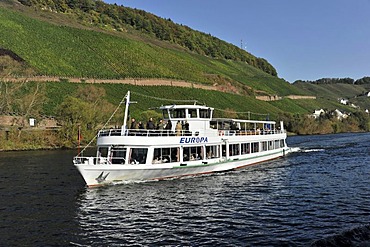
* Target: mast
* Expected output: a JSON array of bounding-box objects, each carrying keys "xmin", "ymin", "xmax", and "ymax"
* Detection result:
[{"xmin": 122, "ymin": 91, "xmax": 130, "ymax": 135}]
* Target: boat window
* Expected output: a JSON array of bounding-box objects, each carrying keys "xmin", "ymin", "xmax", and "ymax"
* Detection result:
[
  {"xmin": 110, "ymin": 147, "xmax": 127, "ymax": 164},
  {"xmin": 129, "ymin": 148, "xmax": 148, "ymax": 164},
  {"xmin": 210, "ymin": 121, "xmax": 217, "ymax": 129},
  {"xmin": 162, "ymin": 110, "xmax": 169, "ymax": 119},
  {"xmin": 222, "ymin": 144, "xmax": 226, "ymax": 157},
  {"xmin": 280, "ymin": 140, "xmax": 285, "ymax": 148},
  {"xmin": 211, "ymin": 120, "xmax": 224, "ymax": 130},
  {"xmin": 245, "ymin": 123, "xmax": 255, "ymax": 131},
  {"xmin": 241, "ymin": 143, "xmax": 250, "ymax": 154},
  {"xmin": 261, "ymin": 141, "xmax": 268, "ymax": 151},
  {"xmin": 169, "ymin": 108, "xmax": 186, "ymax": 118},
  {"xmin": 275, "ymin": 140, "xmax": 280, "ymax": 149},
  {"xmin": 223, "ymin": 122, "xmax": 230, "ymax": 130},
  {"xmin": 264, "ymin": 123, "xmax": 272, "ymax": 131},
  {"xmin": 251, "ymin": 142, "xmax": 259, "ymax": 153},
  {"xmin": 183, "ymin": 146, "xmax": 203, "ymax": 161},
  {"xmin": 229, "ymin": 144, "xmax": 240, "ymax": 156},
  {"xmin": 268, "ymin": 141, "xmax": 274, "ymax": 150},
  {"xmin": 199, "ymin": 109, "xmax": 211, "ymax": 118},
  {"xmin": 153, "ymin": 147, "xmax": 179, "ymax": 164},
  {"xmin": 206, "ymin": 145, "xmax": 219, "ymax": 159},
  {"xmin": 98, "ymin": 147, "xmax": 108, "ymax": 157},
  {"xmin": 188, "ymin": 109, "xmax": 197, "ymax": 118},
  {"xmin": 239, "ymin": 122, "xmax": 246, "ymax": 131}
]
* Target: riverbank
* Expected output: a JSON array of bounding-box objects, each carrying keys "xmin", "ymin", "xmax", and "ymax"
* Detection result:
[{"xmin": 0, "ymin": 129, "xmax": 366, "ymax": 152}]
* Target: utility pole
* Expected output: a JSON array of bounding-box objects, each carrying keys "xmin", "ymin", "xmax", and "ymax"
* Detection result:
[{"xmin": 241, "ymin": 39, "xmax": 246, "ymax": 50}]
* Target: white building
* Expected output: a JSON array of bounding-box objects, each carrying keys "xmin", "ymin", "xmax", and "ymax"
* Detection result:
[
  {"xmin": 340, "ymin": 99, "xmax": 348, "ymax": 105},
  {"xmin": 312, "ymin": 109, "xmax": 325, "ymax": 119},
  {"xmin": 333, "ymin": 109, "xmax": 349, "ymax": 120}
]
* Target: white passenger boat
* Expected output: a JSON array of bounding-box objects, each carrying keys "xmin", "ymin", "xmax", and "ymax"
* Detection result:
[{"xmin": 74, "ymin": 91, "xmax": 291, "ymax": 187}]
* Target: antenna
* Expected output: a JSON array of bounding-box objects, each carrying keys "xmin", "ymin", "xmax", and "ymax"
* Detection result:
[{"xmin": 241, "ymin": 39, "xmax": 247, "ymax": 50}]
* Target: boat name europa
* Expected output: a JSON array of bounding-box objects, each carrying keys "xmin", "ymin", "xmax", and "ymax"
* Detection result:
[{"xmin": 179, "ymin": 137, "xmax": 208, "ymax": 143}]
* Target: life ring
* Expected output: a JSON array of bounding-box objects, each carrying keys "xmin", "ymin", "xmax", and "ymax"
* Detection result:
[{"xmin": 219, "ymin": 130, "xmax": 224, "ymax": 136}]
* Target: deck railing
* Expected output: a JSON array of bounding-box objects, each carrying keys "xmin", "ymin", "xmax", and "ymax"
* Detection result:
[
  {"xmin": 98, "ymin": 129, "xmax": 192, "ymax": 137},
  {"xmin": 98, "ymin": 128, "xmax": 284, "ymax": 137},
  {"xmin": 219, "ymin": 129, "xmax": 283, "ymax": 136}
]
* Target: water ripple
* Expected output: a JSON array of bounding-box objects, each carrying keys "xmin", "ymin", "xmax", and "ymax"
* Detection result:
[{"xmin": 0, "ymin": 133, "xmax": 369, "ymax": 246}]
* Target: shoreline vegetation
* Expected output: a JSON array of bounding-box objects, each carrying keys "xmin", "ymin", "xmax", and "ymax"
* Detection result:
[
  {"xmin": 0, "ymin": 130, "xmax": 368, "ymax": 152},
  {"xmin": 0, "ymin": 80, "xmax": 369, "ymax": 152}
]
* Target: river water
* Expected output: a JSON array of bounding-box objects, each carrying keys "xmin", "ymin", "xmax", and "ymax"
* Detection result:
[{"xmin": 0, "ymin": 133, "xmax": 369, "ymax": 246}]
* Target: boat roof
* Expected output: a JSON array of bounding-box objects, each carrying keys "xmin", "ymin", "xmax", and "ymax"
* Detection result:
[{"xmin": 159, "ymin": 104, "xmax": 214, "ymax": 110}]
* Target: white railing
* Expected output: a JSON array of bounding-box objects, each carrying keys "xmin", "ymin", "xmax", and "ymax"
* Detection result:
[
  {"xmin": 73, "ymin": 156, "xmax": 111, "ymax": 165},
  {"xmin": 98, "ymin": 129, "xmax": 194, "ymax": 137},
  {"xmin": 97, "ymin": 128, "xmax": 285, "ymax": 137}
]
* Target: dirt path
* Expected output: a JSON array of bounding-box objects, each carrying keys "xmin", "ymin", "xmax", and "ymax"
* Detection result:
[
  {"xmin": 1, "ymin": 76, "xmax": 240, "ymax": 93},
  {"xmin": 2, "ymin": 76, "xmax": 316, "ymax": 100}
]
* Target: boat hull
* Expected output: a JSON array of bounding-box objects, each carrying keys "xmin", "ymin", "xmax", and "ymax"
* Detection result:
[{"xmin": 75, "ymin": 147, "xmax": 290, "ymax": 187}]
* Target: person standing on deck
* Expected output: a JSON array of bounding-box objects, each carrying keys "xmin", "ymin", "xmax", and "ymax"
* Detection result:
[
  {"xmin": 184, "ymin": 120, "xmax": 190, "ymax": 136},
  {"xmin": 130, "ymin": 118, "xmax": 137, "ymax": 129},
  {"xmin": 146, "ymin": 117, "xmax": 155, "ymax": 130},
  {"xmin": 176, "ymin": 120, "xmax": 182, "ymax": 136},
  {"xmin": 138, "ymin": 121, "xmax": 145, "ymax": 130},
  {"xmin": 157, "ymin": 119, "xmax": 165, "ymax": 130}
]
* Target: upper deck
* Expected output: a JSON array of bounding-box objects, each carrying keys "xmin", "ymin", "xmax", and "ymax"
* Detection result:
[{"xmin": 98, "ymin": 101, "xmax": 285, "ymax": 141}]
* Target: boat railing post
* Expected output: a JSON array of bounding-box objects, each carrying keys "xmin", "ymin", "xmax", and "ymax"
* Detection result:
[{"xmin": 280, "ymin": 121, "xmax": 284, "ymax": 133}]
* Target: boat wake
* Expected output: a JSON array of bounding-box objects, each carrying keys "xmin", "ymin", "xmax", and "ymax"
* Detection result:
[
  {"xmin": 291, "ymin": 147, "xmax": 325, "ymax": 153},
  {"xmin": 301, "ymin": 148, "xmax": 325, "ymax": 153},
  {"xmin": 289, "ymin": 147, "xmax": 301, "ymax": 153}
]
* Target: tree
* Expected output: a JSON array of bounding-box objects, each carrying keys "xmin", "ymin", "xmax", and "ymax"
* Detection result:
[{"xmin": 56, "ymin": 96, "xmax": 93, "ymax": 147}]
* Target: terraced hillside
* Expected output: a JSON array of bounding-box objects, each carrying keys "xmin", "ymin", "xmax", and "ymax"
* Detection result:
[{"xmin": 0, "ymin": 2, "xmax": 303, "ymax": 97}]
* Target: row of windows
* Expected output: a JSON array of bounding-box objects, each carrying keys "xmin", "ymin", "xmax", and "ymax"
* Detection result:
[
  {"xmin": 228, "ymin": 140, "xmax": 284, "ymax": 156},
  {"xmin": 162, "ymin": 108, "xmax": 211, "ymax": 119},
  {"xmin": 153, "ymin": 145, "xmax": 220, "ymax": 163},
  {"xmin": 210, "ymin": 120, "xmax": 276, "ymax": 131},
  {"xmin": 99, "ymin": 139, "xmax": 285, "ymax": 165}
]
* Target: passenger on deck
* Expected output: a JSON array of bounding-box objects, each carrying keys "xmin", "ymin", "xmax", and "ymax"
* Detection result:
[
  {"xmin": 138, "ymin": 121, "xmax": 145, "ymax": 129},
  {"xmin": 176, "ymin": 120, "xmax": 182, "ymax": 136},
  {"xmin": 146, "ymin": 117, "xmax": 155, "ymax": 130},
  {"xmin": 130, "ymin": 118, "xmax": 137, "ymax": 129},
  {"xmin": 157, "ymin": 119, "xmax": 165, "ymax": 130},
  {"xmin": 164, "ymin": 120, "xmax": 172, "ymax": 136},
  {"xmin": 165, "ymin": 120, "xmax": 172, "ymax": 130},
  {"xmin": 152, "ymin": 157, "xmax": 161, "ymax": 164},
  {"xmin": 184, "ymin": 120, "xmax": 190, "ymax": 136}
]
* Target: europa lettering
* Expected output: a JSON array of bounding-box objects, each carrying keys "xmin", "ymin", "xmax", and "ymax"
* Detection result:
[{"xmin": 180, "ymin": 137, "xmax": 208, "ymax": 144}]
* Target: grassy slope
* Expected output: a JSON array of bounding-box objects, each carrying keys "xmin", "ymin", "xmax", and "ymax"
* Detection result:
[
  {"xmin": 2, "ymin": 4, "xmax": 364, "ymax": 118},
  {"xmin": 293, "ymin": 82, "xmax": 370, "ymax": 110},
  {"xmin": 0, "ymin": 5, "xmax": 303, "ymax": 96},
  {"xmin": 43, "ymin": 82, "xmax": 288, "ymax": 119}
]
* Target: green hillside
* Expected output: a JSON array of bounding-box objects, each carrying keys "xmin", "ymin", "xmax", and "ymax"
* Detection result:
[
  {"xmin": 2, "ymin": 81, "xmax": 295, "ymax": 120},
  {"xmin": 0, "ymin": 0, "xmax": 369, "ymax": 150},
  {"xmin": 15, "ymin": 0, "xmax": 277, "ymax": 76},
  {"xmin": 293, "ymin": 82, "xmax": 370, "ymax": 110},
  {"xmin": 0, "ymin": 3, "xmax": 303, "ymax": 96}
]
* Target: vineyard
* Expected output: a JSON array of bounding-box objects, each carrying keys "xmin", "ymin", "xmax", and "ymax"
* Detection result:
[{"xmin": 0, "ymin": 6, "xmax": 302, "ymax": 96}]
